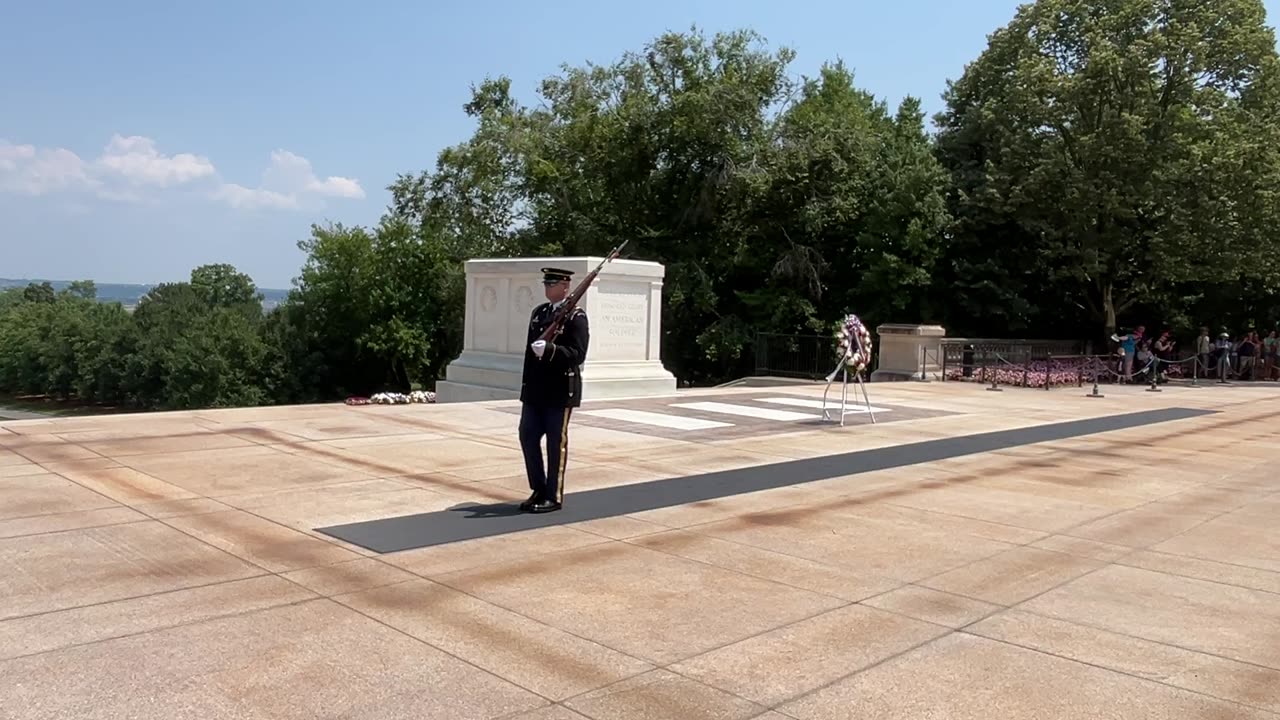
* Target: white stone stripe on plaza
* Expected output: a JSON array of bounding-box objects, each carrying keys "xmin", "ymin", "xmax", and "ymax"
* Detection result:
[
  {"xmin": 580, "ymin": 408, "xmax": 735, "ymax": 430},
  {"xmin": 755, "ymin": 397, "xmax": 893, "ymax": 414},
  {"xmin": 669, "ymin": 401, "xmax": 816, "ymax": 422}
]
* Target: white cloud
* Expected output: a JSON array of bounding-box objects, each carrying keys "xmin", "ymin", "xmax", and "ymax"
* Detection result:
[
  {"xmin": 218, "ymin": 149, "xmax": 366, "ymax": 210},
  {"xmin": 0, "ymin": 141, "xmax": 34, "ymax": 170},
  {"xmin": 213, "ymin": 183, "xmax": 296, "ymax": 210},
  {"xmin": 96, "ymin": 135, "xmax": 216, "ymax": 186},
  {"xmin": 0, "ymin": 141, "xmax": 97, "ymax": 195},
  {"xmin": 0, "ymin": 135, "xmax": 364, "ymax": 211}
]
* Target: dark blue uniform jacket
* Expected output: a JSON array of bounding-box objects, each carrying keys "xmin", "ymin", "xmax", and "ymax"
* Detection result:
[{"xmin": 520, "ymin": 302, "xmax": 590, "ymax": 408}]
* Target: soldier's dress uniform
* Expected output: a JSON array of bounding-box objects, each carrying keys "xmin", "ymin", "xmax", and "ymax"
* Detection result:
[{"xmin": 518, "ymin": 268, "xmax": 590, "ymax": 513}]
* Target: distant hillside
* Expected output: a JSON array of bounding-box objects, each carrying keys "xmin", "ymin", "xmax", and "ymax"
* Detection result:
[{"xmin": 0, "ymin": 278, "xmax": 291, "ymax": 310}]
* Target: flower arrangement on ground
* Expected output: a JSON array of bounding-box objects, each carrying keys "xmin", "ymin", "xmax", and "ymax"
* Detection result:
[{"xmin": 345, "ymin": 390, "xmax": 436, "ymax": 405}]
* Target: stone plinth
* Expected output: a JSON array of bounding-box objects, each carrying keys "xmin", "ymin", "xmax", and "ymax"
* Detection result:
[
  {"xmin": 434, "ymin": 256, "xmax": 678, "ymax": 403},
  {"xmin": 870, "ymin": 324, "xmax": 947, "ymax": 382}
]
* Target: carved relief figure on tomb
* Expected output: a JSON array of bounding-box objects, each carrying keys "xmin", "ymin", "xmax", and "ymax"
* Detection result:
[{"xmin": 479, "ymin": 285, "xmax": 498, "ymax": 313}]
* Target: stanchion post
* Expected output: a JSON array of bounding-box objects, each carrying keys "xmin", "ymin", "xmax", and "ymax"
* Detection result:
[
  {"xmin": 1146, "ymin": 358, "xmax": 1162, "ymax": 393},
  {"xmin": 1087, "ymin": 356, "xmax": 1105, "ymax": 398},
  {"xmin": 987, "ymin": 353, "xmax": 1004, "ymax": 392},
  {"xmin": 1191, "ymin": 356, "xmax": 1199, "ymax": 387}
]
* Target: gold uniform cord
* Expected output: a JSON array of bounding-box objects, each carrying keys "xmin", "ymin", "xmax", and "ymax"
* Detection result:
[{"xmin": 557, "ymin": 408, "xmax": 571, "ymax": 503}]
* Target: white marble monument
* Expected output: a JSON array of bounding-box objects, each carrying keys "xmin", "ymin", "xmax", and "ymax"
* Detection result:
[
  {"xmin": 434, "ymin": 255, "xmax": 678, "ymax": 403},
  {"xmin": 870, "ymin": 323, "xmax": 948, "ymax": 381}
]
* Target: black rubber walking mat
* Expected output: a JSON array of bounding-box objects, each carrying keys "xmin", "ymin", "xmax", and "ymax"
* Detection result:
[{"xmin": 315, "ymin": 407, "xmax": 1214, "ymax": 553}]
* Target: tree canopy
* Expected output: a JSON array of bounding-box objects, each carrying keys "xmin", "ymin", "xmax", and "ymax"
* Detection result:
[
  {"xmin": 934, "ymin": 0, "xmax": 1280, "ymax": 336},
  {"xmin": 387, "ymin": 29, "xmax": 952, "ymax": 382}
]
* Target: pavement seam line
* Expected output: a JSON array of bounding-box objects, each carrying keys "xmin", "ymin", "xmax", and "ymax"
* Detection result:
[
  {"xmin": 988, "ymin": 604, "xmax": 1280, "ymax": 674},
  {"xmin": 928, "ymin": 470, "xmax": 1268, "ymax": 625},
  {"xmin": 942, "ymin": 477, "xmax": 1280, "ymax": 671},
  {"xmin": 898, "ymin": 455, "xmax": 1266, "ymax": 600},
  {"xmin": 317, "ymin": 573, "xmax": 664, "ymax": 708},
  {"xmin": 0, "ymin": 571, "xmax": 275, "ymax": 627},
  {"xmin": 0, "ymin": 594, "xmax": 323, "ymax": 664},
  {"xmin": 753, "ymin": 432, "xmax": 1278, "ymax": 712},
  {"xmin": 280, "ymin": 590, "xmax": 565, "ymax": 707},
  {"xmin": 958, "ymin": 629, "xmax": 1280, "ymax": 717},
  {"xmin": 279, "ymin": 539, "xmax": 671, "ymax": 695},
  {"xmin": 0, "ymin": 515, "xmax": 151, "ymax": 541}
]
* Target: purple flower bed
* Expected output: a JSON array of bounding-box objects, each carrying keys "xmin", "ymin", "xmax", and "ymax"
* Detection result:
[{"xmin": 945, "ymin": 358, "xmax": 1188, "ymax": 388}]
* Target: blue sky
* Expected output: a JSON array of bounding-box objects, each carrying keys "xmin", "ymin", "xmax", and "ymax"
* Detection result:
[{"xmin": 3, "ymin": 0, "xmax": 1277, "ymax": 289}]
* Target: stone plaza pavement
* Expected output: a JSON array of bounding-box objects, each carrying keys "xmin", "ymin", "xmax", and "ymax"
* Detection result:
[{"xmin": 1, "ymin": 379, "xmax": 1278, "ymax": 719}]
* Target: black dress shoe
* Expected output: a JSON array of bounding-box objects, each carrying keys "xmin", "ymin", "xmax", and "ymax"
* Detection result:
[
  {"xmin": 519, "ymin": 492, "xmax": 540, "ymax": 511},
  {"xmin": 529, "ymin": 499, "xmax": 562, "ymax": 513}
]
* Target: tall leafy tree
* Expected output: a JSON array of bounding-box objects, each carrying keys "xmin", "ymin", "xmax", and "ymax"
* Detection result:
[
  {"xmin": 189, "ymin": 263, "xmax": 264, "ymax": 319},
  {"xmin": 125, "ymin": 275, "xmax": 271, "ymax": 410},
  {"xmin": 935, "ymin": 0, "xmax": 1280, "ymax": 337},
  {"xmin": 749, "ymin": 62, "xmax": 951, "ymax": 336},
  {"xmin": 272, "ymin": 219, "xmax": 466, "ymax": 398}
]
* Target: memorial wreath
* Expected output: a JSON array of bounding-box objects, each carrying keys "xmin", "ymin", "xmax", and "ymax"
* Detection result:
[{"xmin": 834, "ymin": 313, "xmax": 873, "ymax": 375}]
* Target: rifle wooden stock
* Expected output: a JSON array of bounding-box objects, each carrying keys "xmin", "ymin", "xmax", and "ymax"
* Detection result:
[{"xmin": 536, "ymin": 239, "xmax": 629, "ymax": 343}]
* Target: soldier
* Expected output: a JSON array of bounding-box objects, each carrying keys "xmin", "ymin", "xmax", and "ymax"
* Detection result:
[{"xmin": 518, "ymin": 267, "xmax": 590, "ymax": 513}]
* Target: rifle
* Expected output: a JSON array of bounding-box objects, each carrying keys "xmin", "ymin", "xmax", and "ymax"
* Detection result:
[{"xmin": 537, "ymin": 239, "xmax": 629, "ymax": 343}]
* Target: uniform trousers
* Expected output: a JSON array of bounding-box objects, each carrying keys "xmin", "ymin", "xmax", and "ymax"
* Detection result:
[{"xmin": 518, "ymin": 403, "xmax": 572, "ymax": 503}]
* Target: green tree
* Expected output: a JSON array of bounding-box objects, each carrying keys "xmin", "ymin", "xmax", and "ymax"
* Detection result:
[
  {"xmin": 62, "ymin": 280, "xmax": 97, "ymax": 301},
  {"xmin": 746, "ymin": 63, "xmax": 951, "ymax": 337},
  {"xmin": 124, "ymin": 277, "xmax": 271, "ymax": 410},
  {"xmin": 0, "ymin": 300, "xmax": 56, "ymax": 394},
  {"xmin": 388, "ymin": 76, "xmax": 529, "ymax": 261},
  {"xmin": 22, "ymin": 282, "xmax": 55, "ymax": 304},
  {"xmin": 360, "ymin": 217, "xmax": 464, "ymax": 388},
  {"xmin": 160, "ymin": 306, "xmax": 270, "ymax": 409},
  {"xmin": 935, "ymin": 0, "xmax": 1280, "ymax": 338},
  {"xmin": 72, "ymin": 301, "xmax": 135, "ymax": 405},
  {"xmin": 0, "ymin": 287, "xmax": 127, "ymax": 405},
  {"xmin": 189, "ymin": 263, "xmax": 264, "ymax": 318},
  {"xmin": 272, "ymin": 218, "xmax": 464, "ymax": 398},
  {"xmin": 281, "ymin": 223, "xmax": 379, "ymax": 397},
  {"xmin": 395, "ymin": 27, "xmax": 949, "ymax": 383}
]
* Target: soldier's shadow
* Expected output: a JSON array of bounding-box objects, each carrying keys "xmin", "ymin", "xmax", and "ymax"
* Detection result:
[{"xmin": 447, "ymin": 501, "xmax": 524, "ymax": 518}]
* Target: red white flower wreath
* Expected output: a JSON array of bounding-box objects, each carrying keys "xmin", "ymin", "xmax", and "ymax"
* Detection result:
[{"xmin": 834, "ymin": 313, "xmax": 873, "ymax": 374}]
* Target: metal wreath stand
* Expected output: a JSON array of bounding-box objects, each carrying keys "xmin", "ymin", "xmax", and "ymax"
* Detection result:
[{"xmin": 821, "ymin": 313, "xmax": 877, "ymax": 426}]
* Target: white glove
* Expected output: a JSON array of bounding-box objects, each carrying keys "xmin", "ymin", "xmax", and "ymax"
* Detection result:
[{"xmin": 531, "ymin": 340, "xmax": 546, "ymax": 358}]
